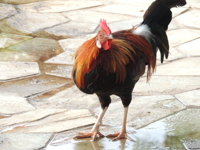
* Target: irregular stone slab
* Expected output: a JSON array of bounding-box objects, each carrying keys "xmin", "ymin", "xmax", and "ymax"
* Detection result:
[
  {"xmin": 0, "ymin": 0, "xmax": 45, "ymax": 5},
  {"xmin": 0, "ymin": 50, "xmax": 38, "ymax": 62},
  {"xmin": 0, "ymin": 62, "xmax": 40, "ymax": 80},
  {"xmin": 0, "ymin": 109, "xmax": 66, "ymax": 127},
  {"xmin": 175, "ymin": 9, "xmax": 200, "ymax": 29},
  {"xmin": 100, "ymin": 0, "xmax": 150, "ymax": 5},
  {"xmin": 177, "ymin": 38, "xmax": 200, "ymax": 57},
  {"xmin": 2, "ymin": 109, "xmax": 96, "ymax": 133},
  {"xmin": 62, "ymin": 10, "xmax": 133, "ymax": 24},
  {"xmin": 0, "ymin": 33, "xmax": 32, "ymax": 48},
  {"xmin": 0, "ymin": 3, "xmax": 17, "ymax": 19},
  {"xmin": 44, "ymin": 64, "xmax": 73, "ymax": 78},
  {"xmin": 155, "ymin": 57, "xmax": 200, "ymax": 76},
  {"xmin": 187, "ymin": 0, "xmax": 200, "ymax": 8},
  {"xmin": 168, "ymin": 20, "xmax": 179, "ymax": 31},
  {"xmin": 175, "ymin": 90, "xmax": 200, "ymax": 107},
  {"xmin": 91, "ymin": 4, "xmax": 150, "ymax": 17},
  {"xmin": 94, "ymin": 95, "xmax": 185, "ymax": 128},
  {"xmin": 18, "ymin": 1, "xmax": 102, "ymax": 13},
  {"xmin": 107, "ymin": 18, "xmax": 143, "ymax": 33},
  {"xmin": 183, "ymin": 139, "xmax": 200, "ymax": 150},
  {"xmin": 7, "ymin": 12, "xmax": 68, "ymax": 34},
  {"xmin": 171, "ymin": 5, "xmax": 190, "ymax": 18},
  {"xmin": 134, "ymin": 76, "xmax": 200, "ymax": 95},
  {"xmin": 0, "ymin": 93, "xmax": 35, "ymax": 115},
  {"xmin": 45, "ymin": 21, "xmax": 98, "ymax": 37},
  {"xmin": 7, "ymin": 38, "xmax": 64, "ymax": 62},
  {"xmin": 45, "ymin": 51, "xmax": 73, "ymax": 65},
  {"xmin": 167, "ymin": 29, "xmax": 200, "ymax": 47},
  {"xmin": 59, "ymin": 34, "xmax": 96, "ymax": 51},
  {"xmin": 157, "ymin": 48, "xmax": 185, "ymax": 62},
  {"xmin": 0, "ymin": 133, "xmax": 52, "ymax": 150},
  {"xmin": 0, "ymin": 74, "xmax": 73, "ymax": 97}
]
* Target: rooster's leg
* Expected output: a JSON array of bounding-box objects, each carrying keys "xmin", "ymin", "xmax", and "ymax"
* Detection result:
[
  {"xmin": 107, "ymin": 107, "xmax": 134, "ymax": 141},
  {"xmin": 75, "ymin": 107, "xmax": 108, "ymax": 141}
]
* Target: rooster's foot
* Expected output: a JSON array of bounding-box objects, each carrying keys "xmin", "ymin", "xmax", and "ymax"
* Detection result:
[
  {"xmin": 75, "ymin": 131, "xmax": 104, "ymax": 141},
  {"xmin": 106, "ymin": 131, "xmax": 134, "ymax": 141}
]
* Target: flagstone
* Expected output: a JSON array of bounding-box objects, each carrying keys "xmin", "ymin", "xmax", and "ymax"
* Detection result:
[
  {"xmin": 1, "ymin": 109, "xmax": 96, "ymax": 133},
  {"xmin": 187, "ymin": 0, "xmax": 200, "ymax": 8},
  {"xmin": 0, "ymin": 3, "xmax": 17, "ymax": 20},
  {"xmin": 175, "ymin": 89, "xmax": 200, "ymax": 107},
  {"xmin": 45, "ymin": 21, "xmax": 98, "ymax": 37},
  {"xmin": 62, "ymin": 10, "xmax": 133, "ymax": 24},
  {"xmin": 91, "ymin": 4, "xmax": 150, "ymax": 17},
  {"xmin": 59, "ymin": 34, "xmax": 96, "ymax": 51},
  {"xmin": 175, "ymin": 9, "xmax": 200, "ymax": 29},
  {"xmin": 0, "ymin": 62, "xmax": 40, "ymax": 80},
  {"xmin": 171, "ymin": 5, "xmax": 190, "ymax": 18},
  {"xmin": 7, "ymin": 38, "xmax": 64, "ymax": 62},
  {"xmin": 157, "ymin": 48, "xmax": 185, "ymax": 62},
  {"xmin": 44, "ymin": 63, "xmax": 73, "ymax": 78},
  {"xmin": 0, "ymin": 0, "xmax": 45, "ymax": 5},
  {"xmin": 0, "ymin": 133, "xmax": 52, "ymax": 150},
  {"xmin": 0, "ymin": 109, "xmax": 66, "ymax": 127},
  {"xmin": 7, "ymin": 12, "xmax": 68, "ymax": 34},
  {"xmin": 134, "ymin": 76, "xmax": 200, "ymax": 96},
  {"xmin": 155, "ymin": 57, "xmax": 200, "ymax": 76},
  {"xmin": 167, "ymin": 29, "xmax": 200, "ymax": 47},
  {"xmin": 0, "ymin": 75, "xmax": 73, "ymax": 97},
  {"xmin": 177, "ymin": 38, "xmax": 200, "ymax": 57},
  {"xmin": 0, "ymin": 33, "xmax": 32, "ymax": 48},
  {"xmin": 0, "ymin": 93, "xmax": 35, "ymax": 115},
  {"xmin": 18, "ymin": 1, "xmax": 102, "ymax": 13},
  {"xmin": 94, "ymin": 95, "xmax": 185, "ymax": 128}
]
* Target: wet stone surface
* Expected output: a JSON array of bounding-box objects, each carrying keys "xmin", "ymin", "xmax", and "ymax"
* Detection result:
[{"xmin": 0, "ymin": 0, "xmax": 200, "ymax": 150}]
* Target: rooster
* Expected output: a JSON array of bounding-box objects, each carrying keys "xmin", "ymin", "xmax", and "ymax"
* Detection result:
[{"xmin": 72, "ymin": 0, "xmax": 186, "ymax": 141}]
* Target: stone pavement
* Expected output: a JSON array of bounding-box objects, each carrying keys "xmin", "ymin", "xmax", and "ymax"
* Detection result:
[{"xmin": 0, "ymin": 0, "xmax": 200, "ymax": 150}]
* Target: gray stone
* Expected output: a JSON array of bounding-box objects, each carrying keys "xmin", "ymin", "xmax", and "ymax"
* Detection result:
[
  {"xmin": 7, "ymin": 12, "xmax": 68, "ymax": 34},
  {"xmin": 0, "ymin": 0, "xmax": 45, "ymax": 5},
  {"xmin": 175, "ymin": 90, "xmax": 200, "ymax": 107},
  {"xmin": 0, "ymin": 93, "xmax": 35, "ymax": 115},
  {"xmin": 59, "ymin": 34, "xmax": 96, "ymax": 51},
  {"xmin": 0, "ymin": 62, "xmax": 40, "ymax": 80},
  {"xmin": 0, "ymin": 33, "xmax": 32, "ymax": 48},
  {"xmin": 167, "ymin": 29, "xmax": 200, "ymax": 47},
  {"xmin": 7, "ymin": 38, "xmax": 64, "ymax": 62},
  {"xmin": 45, "ymin": 51, "xmax": 73, "ymax": 65},
  {"xmin": 90, "ymin": 4, "xmax": 150, "ymax": 17},
  {"xmin": 175, "ymin": 9, "xmax": 200, "ymax": 29},
  {"xmin": 134, "ymin": 76, "xmax": 200, "ymax": 95},
  {"xmin": 100, "ymin": 0, "xmax": 150, "ymax": 5},
  {"xmin": 94, "ymin": 95, "xmax": 185, "ymax": 128},
  {"xmin": 62, "ymin": 10, "xmax": 133, "ymax": 24},
  {"xmin": 177, "ymin": 38, "xmax": 200, "ymax": 57},
  {"xmin": 183, "ymin": 139, "xmax": 200, "ymax": 150},
  {"xmin": 45, "ymin": 21, "xmax": 98, "ymax": 37},
  {"xmin": 0, "ymin": 133, "xmax": 52, "ymax": 150},
  {"xmin": 155, "ymin": 57, "xmax": 200, "ymax": 76},
  {"xmin": 187, "ymin": 0, "xmax": 200, "ymax": 8},
  {"xmin": 18, "ymin": 1, "xmax": 103, "ymax": 12},
  {"xmin": 1, "ymin": 109, "xmax": 96, "ymax": 133},
  {"xmin": 0, "ymin": 74, "xmax": 73, "ymax": 97},
  {"xmin": 168, "ymin": 20, "xmax": 179, "ymax": 31},
  {"xmin": 157, "ymin": 48, "xmax": 185, "ymax": 62},
  {"xmin": 171, "ymin": 5, "xmax": 190, "ymax": 18},
  {"xmin": 44, "ymin": 63, "xmax": 73, "ymax": 79},
  {"xmin": 0, "ymin": 3, "xmax": 17, "ymax": 20},
  {"xmin": 0, "ymin": 109, "xmax": 66, "ymax": 127}
]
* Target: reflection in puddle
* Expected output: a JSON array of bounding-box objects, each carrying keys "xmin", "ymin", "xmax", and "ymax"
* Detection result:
[{"xmin": 44, "ymin": 109, "xmax": 200, "ymax": 150}]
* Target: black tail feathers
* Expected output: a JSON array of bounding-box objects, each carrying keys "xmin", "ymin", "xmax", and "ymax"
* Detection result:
[{"xmin": 142, "ymin": 0, "xmax": 186, "ymax": 63}]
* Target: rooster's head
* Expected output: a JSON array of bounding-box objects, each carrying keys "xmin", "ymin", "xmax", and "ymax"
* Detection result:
[{"xmin": 96, "ymin": 19, "xmax": 113, "ymax": 50}]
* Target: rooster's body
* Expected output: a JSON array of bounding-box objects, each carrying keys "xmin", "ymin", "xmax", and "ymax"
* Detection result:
[{"xmin": 72, "ymin": 0, "xmax": 186, "ymax": 141}]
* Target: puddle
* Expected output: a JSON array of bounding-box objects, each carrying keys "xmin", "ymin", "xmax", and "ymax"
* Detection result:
[{"xmin": 43, "ymin": 109, "xmax": 200, "ymax": 150}]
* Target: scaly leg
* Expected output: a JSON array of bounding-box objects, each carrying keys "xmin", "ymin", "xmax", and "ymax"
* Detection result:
[
  {"xmin": 75, "ymin": 107, "xmax": 108, "ymax": 141},
  {"xmin": 107, "ymin": 107, "xmax": 134, "ymax": 141}
]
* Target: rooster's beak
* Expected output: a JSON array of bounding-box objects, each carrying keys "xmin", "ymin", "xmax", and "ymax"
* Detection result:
[{"xmin": 106, "ymin": 34, "xmax": 113, "ymax": 40}]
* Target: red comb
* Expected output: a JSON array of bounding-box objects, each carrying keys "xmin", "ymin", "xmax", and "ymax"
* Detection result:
[{"xmin": 99, "ymin": 19, "xmax": 111, "ymax": 35}]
